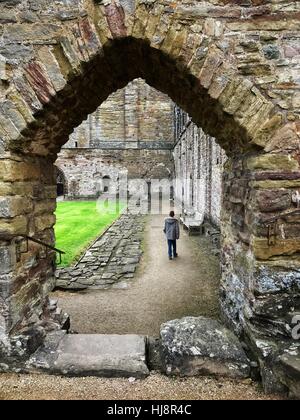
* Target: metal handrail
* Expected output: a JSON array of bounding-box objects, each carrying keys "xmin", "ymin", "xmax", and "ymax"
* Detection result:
[
  {"xmin": 18, "ymin": 235, "xmax": 65, "ymax": 264},
  {"xmin": 260, "ymin": 208, "xmax": 300, "ymax": 246},
  {"xmin": 260, "ymin": 208, "xmax": 300, "ymax": 225}
]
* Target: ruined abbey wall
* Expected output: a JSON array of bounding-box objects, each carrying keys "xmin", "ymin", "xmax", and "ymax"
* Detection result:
[
  {"xmin": 56, "ymin": 79, "xmax": 175, "ymax": 198},
  {"xmin": 56, "ymin": 80, "xmax": 226, "ymax": 220},
  {"xmin": 173, "ymin": 107, "xmax": 226, "ymax": 226},
  {"xmin": 56, "ymin": 148, "xmax": 175, "ymax": 198},
  {"xmin": 66, "ymin": 78, "xmax": 174, "ymax": 147}
]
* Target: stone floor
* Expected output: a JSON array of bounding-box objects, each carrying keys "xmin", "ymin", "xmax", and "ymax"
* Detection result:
[{"xmin": 56, "ymin": 212, "xmax": 146, "ymax": 289}]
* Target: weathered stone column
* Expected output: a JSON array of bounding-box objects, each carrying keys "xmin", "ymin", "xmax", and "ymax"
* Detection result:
[
  {"xmin": 220, "ymin": 150, "xmax": 300, "ymax": 392},
  {"xmin": 0, "ymin": 153, "xmax": 61, "ymax": 365}
]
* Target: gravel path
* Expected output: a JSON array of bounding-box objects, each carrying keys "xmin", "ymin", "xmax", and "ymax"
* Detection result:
[
  {"xmin": 52, "ymin": 214, "xmax": 221, "ymax": 336},
  {"xmin": 0, "ymin": 373, "xmax": 283, "ymax": 400}
]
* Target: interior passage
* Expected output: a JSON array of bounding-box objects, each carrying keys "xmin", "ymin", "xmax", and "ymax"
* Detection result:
[{"xmin": 52, "ymin": 213, "xmax": 221, "ymax": 336}]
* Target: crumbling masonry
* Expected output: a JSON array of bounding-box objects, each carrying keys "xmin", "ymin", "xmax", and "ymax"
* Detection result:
[{"xmin": 0, "ymin": 0, "xmax": 299, "ymax": 395}]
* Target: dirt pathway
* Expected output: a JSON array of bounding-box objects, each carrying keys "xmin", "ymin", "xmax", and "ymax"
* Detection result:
[
  {"xmin": 0, "ymin": 372, "xmax": 283, "ymax": 400},
  {"xmin": 52, "ymin": 214, "xmax": 220, "ymax": 336}
]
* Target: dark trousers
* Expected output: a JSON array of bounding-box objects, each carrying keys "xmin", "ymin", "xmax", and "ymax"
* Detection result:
[{"xmin": 168, "ymin": 240, "xmax": 177, "ymax": 258}]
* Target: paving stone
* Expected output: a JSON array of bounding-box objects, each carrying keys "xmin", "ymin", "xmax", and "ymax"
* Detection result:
[
  {"xmin": 55, "ymin": 279, "xmax": 71, "ymax": 288},
  {"xmin": 112, "ymin": 281, "xmax": 129, "ymax": 289},
  {"xmin": 120, "ymin": 265, "xmax": 136, "ymax": 274},
  {"xmin": 77, "ymin": 277, "xmax": 95, "ymax": 286},
  {"xmin": 124, "ymin": 274, "xmax": 135, "ymax": 279},
  {"xmin": 71, "ymin": 269, "xmax": 83, "ymax": 277},
  {"xmin": 28, "ymin": 334, "xmax": 149, "ymax": 378},
  {"xmin": 102, "ymin": 273, "xmax": 116, "ymax": 280}
]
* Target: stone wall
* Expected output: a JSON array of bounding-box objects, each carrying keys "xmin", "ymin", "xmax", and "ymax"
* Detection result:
[
  {"xmin": 0, "ymin": 0, "xmax": 299, "ymax": 393},
  {"xmin": 56, "ymin": 148, "xmax": 174, "ymax": 198},
  {"xmin": 56, "ymin": 79, "xmax": 175, "ymax": 198},
  {"xmin": 66, "ymin": 78, "xmax": 174, "ymax": 148},
  {"xmin": 173, "ymin": 107, "xmax": 227, "ymax": 226}
]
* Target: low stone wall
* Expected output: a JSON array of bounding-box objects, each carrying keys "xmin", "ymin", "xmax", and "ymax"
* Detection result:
[{"xmin": 56, "ymin": 213, "xmax": 146, "ymax": 290}]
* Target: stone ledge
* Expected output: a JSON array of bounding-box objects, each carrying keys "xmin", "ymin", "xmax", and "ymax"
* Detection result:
[{"xmin": 27, "ymin": 333, "xmax": 149, "ymax": 379}]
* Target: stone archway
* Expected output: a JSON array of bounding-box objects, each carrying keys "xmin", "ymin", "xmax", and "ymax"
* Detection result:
[{"xmin": 0, "ymin": 0, "xmax": 299, "ymax": 391}]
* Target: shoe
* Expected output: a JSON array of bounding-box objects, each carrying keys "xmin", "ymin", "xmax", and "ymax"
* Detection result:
[
  {"xmin": 174, "ymin": 254, "xmax": 178, "ymax": 258},
  {"xmin": 169, "ymin": 256, "xmax": 173, "ymax": 260}
]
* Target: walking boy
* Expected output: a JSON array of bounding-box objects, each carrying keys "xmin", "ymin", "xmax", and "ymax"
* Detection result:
[{"xmin": 163, "ymin": 211, "xmax": 180, "ymax": 260}]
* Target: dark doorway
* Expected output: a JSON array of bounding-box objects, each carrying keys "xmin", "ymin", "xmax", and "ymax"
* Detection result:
[
  {"xmin": 103, "ymin": 176, "xmax": 111, "ymax": 193},
  {"xmin": 56, "ymin": 167, "xmax": 67, "ymax": 198}
]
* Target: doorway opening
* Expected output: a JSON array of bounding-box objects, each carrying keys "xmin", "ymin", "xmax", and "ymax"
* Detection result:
[{"xmin": 56, "ymin": 167, "xmax": 67, "ymax": 198}]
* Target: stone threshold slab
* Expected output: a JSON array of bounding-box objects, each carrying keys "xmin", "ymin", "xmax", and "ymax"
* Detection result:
[{"xmin": 27, "ymin": 332, "xmax": 149, "ymax": 379}]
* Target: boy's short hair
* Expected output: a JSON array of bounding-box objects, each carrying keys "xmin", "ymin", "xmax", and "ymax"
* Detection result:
[{"xmin": 170, "ymin": 211, "xmax": 175, "ymax": 217}]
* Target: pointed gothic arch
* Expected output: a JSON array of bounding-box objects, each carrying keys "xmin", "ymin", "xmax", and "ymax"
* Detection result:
[{"xmin": 0, "ymin": 1, "xmax": 299, "ymax": 391}]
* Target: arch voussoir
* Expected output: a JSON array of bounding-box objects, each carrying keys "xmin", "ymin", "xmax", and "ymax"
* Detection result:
[
  {"xmin": 36, "ymin": 47, "xmax": 67, "ymax": 93},
  {"xmin": 131, "ymin": 2, "xmax": 151, "ymax": 39},
  {"xmin": 198, "ymin": 45, "xmax": 224, "ymax": 89}
]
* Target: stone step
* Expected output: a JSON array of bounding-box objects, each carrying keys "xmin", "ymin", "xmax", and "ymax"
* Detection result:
[
  {"xmin": 27, "ymin": 332, "xmax": 149, "ymax": 379},
  {"xmin": 276, "ymin": 346, "xmax": 300, "ymax": 399}
]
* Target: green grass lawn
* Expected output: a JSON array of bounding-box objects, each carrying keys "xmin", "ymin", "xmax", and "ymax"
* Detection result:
[{"xmin": 55, "ymin": 200, "xmax": 125, "ymax": 267}]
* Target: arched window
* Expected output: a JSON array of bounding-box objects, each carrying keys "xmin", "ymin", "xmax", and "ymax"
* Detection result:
[{"xmin": 102, "ymin": 176, "xmax": 111, "ymax": 193}]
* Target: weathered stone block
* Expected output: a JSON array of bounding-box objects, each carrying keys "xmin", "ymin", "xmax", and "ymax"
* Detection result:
[
  {"xmin": 247, "ymin": 155, "xmax": 299, "ymax": 172},
  {"xmin": 160, "ymin": 317, "xmax": 250, "ymax": 379},
  {"xmin": 1, "ymin": 102, "xmax": 27, "ymax": 135},
  {"xmin": 0, "ymin": 197, "xmax": 33, "ymax": 218},
  {"xmin": 219, "ymin": 78, "xmax": 253, "ymax": 115},
  {"xmin": 43, "ymin": 186, "xmax": 57, "ymax": 200},
  {"xmin": 34, "ymin": 200, "xmax": 56, "ymax": 216},
  {"xmin": 252, "ymin": 238, "xmax": 300, "ymax": 260},
  {"xmin": 254, "ymin": 189, "xmax": 292, "ymax": 213},
  {"xmin": 0, "ymin": 11, "xmax": 18, "ymax": 24},
  {"xmin": 0, "ymin": 246, "xmax": 15, "ymax": 274},
  {"xmin": 276, "ymin": 347, "xmax": 300, "ymax": 399},
  {"xmin": 3, "ymin": 24, "xmax": 61, "ymax": 43},
  {"xmin": 104, "ymin": 2, "xmax": 127, "ymax": 39},
  {"xmin": 199, "ymin": 46, "xmax": 224, "ymax": 89},
  {"xmin": 263, "ymin": 45, "xmax": 280, "ymax": 60},
  {"xmin": 37, "ymin": 47, "xmax": 66, "ymax": 92},
  {"xmin": 251, "ymin": 180, "xmax": 300, "ymax": 189},
  {"xmin": 0, "ymin": 113, "xmax": 21, "ymax": 142},
  {"xmin": 265, "ymin": 123, "xmax": 300, "ymax": 153},
  {"xmin": 34, "ymin": 214, "xmax": 56, "ymax": 232},
  {"xmin": 255, "ymin": 114, "xmax": 283, "ymax": 148},
  {"xmin": 25, "ymin": 61, "xmax": 56, "ymax": 105},
  {"xmin": 0, "ymin": 215, "xmax": 28, "ymax": 237},
  {"xmin": 0, "ymin": 160, "xmax": 41, "ymax": 182},
  {"xmin": 251, "ymin": 293, "xmax": 299, "ymax": 322},
  {"xmin": 41, "ymin": 334, "xmax": 149, "ymax": 378},
  {"xmin": 253, "ymin": 265, "xmax": 300, "ymax": 295}
]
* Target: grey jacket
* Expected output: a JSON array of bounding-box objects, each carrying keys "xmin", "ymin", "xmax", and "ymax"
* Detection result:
[{"xmin": 164, "ymin": 217, "xmax": 180, "ymax": 240}]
